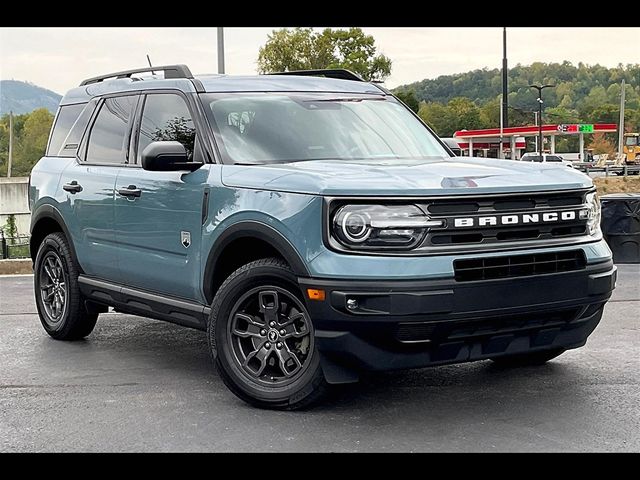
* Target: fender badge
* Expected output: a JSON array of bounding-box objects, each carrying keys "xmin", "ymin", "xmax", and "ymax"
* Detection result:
[{"xmin": 181, "ymin": 231, "xmax": 191, "ymax": 248}]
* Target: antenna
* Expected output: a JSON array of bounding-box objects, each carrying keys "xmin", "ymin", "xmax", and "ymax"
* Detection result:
[{"xmin": 146, "ymin": 55, "xmax": 155, "ymax": 75}]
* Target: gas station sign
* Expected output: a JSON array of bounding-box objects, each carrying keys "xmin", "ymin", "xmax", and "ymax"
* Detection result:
[{"xmin": 557, "ymin": 124, "xmax": 594, "ymax": 133}]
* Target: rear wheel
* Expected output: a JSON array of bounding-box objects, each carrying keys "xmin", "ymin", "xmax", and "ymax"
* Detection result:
[
  {"xmin": 491, "ymin": 348, "xmax": 565, "ymax": 367},
  {"xmin": 208, "ymin": 258, "xmax": 327, "ymax": 410},
  {"xmin": 34, "ymin": 232, "xmax": 98, "ymax": 340}
]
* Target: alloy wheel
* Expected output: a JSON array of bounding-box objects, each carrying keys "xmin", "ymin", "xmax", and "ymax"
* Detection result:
[{"xmin": 228, "ymin": 286, "xmax": 314, "ymax": 386}]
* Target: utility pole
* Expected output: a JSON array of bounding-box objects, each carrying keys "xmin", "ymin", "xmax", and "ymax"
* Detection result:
[
  {"xmin": 618, "ymin": 79, "xmax": 626, "ymax": 156},
  {"xmin": 7, "ymin": 111, "xmax": 13, "ymax": 178},
  {"xmin": 502, "ymin": 27, "xmax": 509, "ymax": 129},
  {"xmin": 529, "ymin": 84, "xmax": 555, "ymax": 154},
  {"xmin": 499, "ymin": 93, "xmax": 504, "ymax": 159},
  {"xmin": 533, "ymin": 111, "xmax": 539, "ymax": 153},
  {"xmin": 217, "ymin": 27, "xmax": 225, "ymax": 74}
]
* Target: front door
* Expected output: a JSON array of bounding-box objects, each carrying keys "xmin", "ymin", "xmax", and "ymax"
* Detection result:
[{"xmin": 113, "ymin": 92, "xmax": 207, "ymax": 301}]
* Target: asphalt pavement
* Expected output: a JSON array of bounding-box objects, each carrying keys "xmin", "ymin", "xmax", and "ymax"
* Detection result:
[{"xmin": 1, "ymin": 265, "xmax": 638, "ymax": 452}]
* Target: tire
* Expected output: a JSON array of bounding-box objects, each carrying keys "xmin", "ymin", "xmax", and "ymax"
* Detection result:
[
  {"xmin": 491, "ymin": 348, "xmax": 565, "ymax": 367},
  {"xmin": 34, "ymin": 232, "xmax": 98, "ymax": 340},
  {"xmin": 208, "ymin": 257, "xmax": 327, "ymax": 410}
]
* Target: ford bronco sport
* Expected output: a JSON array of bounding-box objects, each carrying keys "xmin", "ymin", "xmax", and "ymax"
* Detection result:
[{"xmin": 29, "ymin": 65, "xmax": 616, "ymax": 409}]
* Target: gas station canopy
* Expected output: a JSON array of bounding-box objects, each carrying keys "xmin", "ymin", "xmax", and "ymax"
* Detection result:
[{"xmin": 453, "ymin": 123, "xmax": 618, "ymax": 159}]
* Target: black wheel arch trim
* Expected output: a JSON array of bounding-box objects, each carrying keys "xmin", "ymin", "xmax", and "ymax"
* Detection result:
[
  {"xmin": 30, "ymin": 203, "xmax": 80, "ymax": 269},
  {"xmin": 203, "ymin": 221, "xmax": 310, "ymax": 304}
]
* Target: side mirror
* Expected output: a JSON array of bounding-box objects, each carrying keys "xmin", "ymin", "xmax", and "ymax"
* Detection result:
[{"xmin": 141, "ymin": 141, "xmax": 202, "ymax": 172}]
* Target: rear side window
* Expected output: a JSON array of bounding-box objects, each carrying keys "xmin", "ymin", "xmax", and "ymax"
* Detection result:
[
  {"xmin": 56, "ymin": 100, "xmax": 98, "ymax": 157},
  {"xmin": 47, "ymin": 103, "xmax": 86, "ymax": 156},
  {"xmin": 86, "ymin": 96, "xmax": 137, "ymax": 164}
]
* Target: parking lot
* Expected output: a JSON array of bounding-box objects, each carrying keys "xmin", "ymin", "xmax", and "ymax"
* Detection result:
[{"xmin": 1, "ymin": 265, "xmax": 638, "ymax": 452}]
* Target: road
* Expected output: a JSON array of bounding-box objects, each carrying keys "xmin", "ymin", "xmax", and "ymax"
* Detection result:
[{"xmin": 1, "ymin": 265, "xmax": 639, "ymax": 452}]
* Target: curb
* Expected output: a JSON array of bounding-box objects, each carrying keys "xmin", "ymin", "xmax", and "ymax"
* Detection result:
[{"xmin": 0, "ymin": 259, "xmax": 33, "ymax": 275}]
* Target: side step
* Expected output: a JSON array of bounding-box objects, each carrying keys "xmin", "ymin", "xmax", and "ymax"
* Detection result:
[{"xmin": 78, "ymin": 275, "xmax": 209, "ymax": 331}]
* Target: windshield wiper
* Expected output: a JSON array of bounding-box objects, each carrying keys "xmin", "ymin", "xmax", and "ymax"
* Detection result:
[{"xmin": 304, "ymin": 97, "xmax": 386, "ymax": 103}]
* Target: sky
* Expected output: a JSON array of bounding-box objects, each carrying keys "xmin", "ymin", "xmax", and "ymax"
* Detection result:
[{"xmin": 1, "ymin": 27, "xmax": 639, "ymax": 95}]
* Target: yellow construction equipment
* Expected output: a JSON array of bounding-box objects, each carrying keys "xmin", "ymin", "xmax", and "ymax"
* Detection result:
[{"xmin": 623, "ymin": 133, "xmax": 640, "ymax": 164}]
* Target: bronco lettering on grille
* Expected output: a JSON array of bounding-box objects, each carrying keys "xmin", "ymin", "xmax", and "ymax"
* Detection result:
[{"xmin": 452, "ymin": 210, "xmax": 584, "ymax": 228}]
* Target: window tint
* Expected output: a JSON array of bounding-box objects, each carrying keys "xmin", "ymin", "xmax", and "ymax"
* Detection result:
[
  {"xmin": 86, "ymin": 96, "xmax": 137, "ymax": 164},
  {"xmin": 137, "ymin": 94, "xmax": 196, "ymax": 162},
  {"xmin": 47, "ymin": 103, "xmax": 86, "ymax": 156},
  {"xmin": 57, "ymin": 100, "xmax": 98, "ymax": 157},
  {"xmin": 545, "ymin": 155, "xmax": 562, "ymax": 162}
]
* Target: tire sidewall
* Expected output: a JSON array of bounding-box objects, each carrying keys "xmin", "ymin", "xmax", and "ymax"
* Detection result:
[
  {"xmin": 35, "ymin": 235, "xmax": 72, "ymax": 334},
  {"xmin": 210, "ymin": 262, "xmax": 323, "ymax": 406}
]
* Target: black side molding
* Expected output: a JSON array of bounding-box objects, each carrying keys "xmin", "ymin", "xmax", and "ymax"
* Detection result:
[{"xmin": 78, "ymin": 276, "xmax": 209, "ymax": 331}]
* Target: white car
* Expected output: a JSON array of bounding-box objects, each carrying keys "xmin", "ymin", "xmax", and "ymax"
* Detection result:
[{"xmin": 520, "ymin": 153, "xmax": 574, "ymax": 168}]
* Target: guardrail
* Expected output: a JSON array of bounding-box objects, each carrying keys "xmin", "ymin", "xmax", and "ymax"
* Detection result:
[
  {"xmin": 574, "ymin": 164, "xmax": 640, "ymax": 176},
  {"xmin": 0, "ymin": 233, "xmax": 30, "ymax": 259}
]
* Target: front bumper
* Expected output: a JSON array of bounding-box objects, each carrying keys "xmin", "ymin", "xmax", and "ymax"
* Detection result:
[{"xmin": 298, "ymin": 260, "xmax": 616, "ymax": 378}]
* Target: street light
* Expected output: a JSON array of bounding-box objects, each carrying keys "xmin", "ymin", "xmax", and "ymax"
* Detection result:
[{"xmin": 529, "ymin": 84, "xmax": 555, "ymax": 155}]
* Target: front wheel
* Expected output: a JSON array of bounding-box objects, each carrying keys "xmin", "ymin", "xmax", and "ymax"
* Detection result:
[
  {"xmin": 491, "ymin": 348, "xmax": 565, "ymax": 367},
  {"xmin": 208, "ymin": 258, "xmax": 327, "ymax": 410}
]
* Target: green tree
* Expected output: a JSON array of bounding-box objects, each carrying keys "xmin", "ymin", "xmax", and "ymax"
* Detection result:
[
  {"xmin": 418, "ymin": 102, "xmax": 453, "ymax": 137},
  {"xmin": 257, "ymin": 28, "xmax": 392, "ymax": 82},
  {"xmin": 394, "ymin": 89, "xmax": 420, "ymax": 113},
  {"xmin": 0, "ymin": 108, "xmax": 54, "ymax": 177},
  {"xmin": 395, "ymin": 61, "xmax": 640, "ymax": 125}
]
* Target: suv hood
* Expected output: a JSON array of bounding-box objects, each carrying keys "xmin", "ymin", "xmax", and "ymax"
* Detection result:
[{"xmin": 221, "ymin": 157, "xmax": 592, "ymax": 196}]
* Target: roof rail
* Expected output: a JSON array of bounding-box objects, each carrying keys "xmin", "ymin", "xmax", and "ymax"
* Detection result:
[
  {"xmin": 267, "ymin": 69, "xmax": 364, "ymax": 82},
  {"xmin": 80, "ymin": 64, "xmax": 193, "ymax": 86}
]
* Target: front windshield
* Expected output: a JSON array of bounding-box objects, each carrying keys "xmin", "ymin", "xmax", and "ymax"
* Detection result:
[
  {"xmin": 202, "ymin": 93, "xmax": 450, "ymax": 164},
  {"xmin": 545, "ymin": 155, "xmax": 563, "ymax": 162},
  {"xmin": 626, "ymin": 136, "xmax": 639, "ymax": 146}
]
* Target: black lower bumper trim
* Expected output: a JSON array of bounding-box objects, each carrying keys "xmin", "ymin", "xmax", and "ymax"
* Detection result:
[
  {"xmin": 315, "ymin": 304, "xmax": 604, "ymax": 372},
  {"xmin": 299, "ymin": 261, "xmax": 615, "ymax": 375}
]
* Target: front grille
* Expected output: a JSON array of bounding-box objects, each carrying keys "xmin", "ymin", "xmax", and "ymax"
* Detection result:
[
  {"xmin": 453, "ymin": 250, "xmax": 586, "ymax": 282},
  {"xmin": 395, "ymin": 307, "xmax": 581, "ymax": 343},
  {"xmin": 422, "ymin": 190, "xmax": 589, "ymax": 247}
]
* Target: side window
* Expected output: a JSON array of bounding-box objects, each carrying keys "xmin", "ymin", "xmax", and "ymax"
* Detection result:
[
  {"xmin": 137, "ymin": 94, "xmax": 196, "ymax": 162},
  {"xmin": 86, "ymin": 96, "xmax": 137, "ymax": 164},
  {"xmin": 47, "ymin": 103, "xmax": 86, "ymax": 156},
  {"xmin": 57, "ymin": 99, "xmax": 98, "ymax": 157}
]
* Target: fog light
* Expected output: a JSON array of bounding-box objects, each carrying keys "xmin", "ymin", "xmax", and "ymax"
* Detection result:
[{"xmin": 346, "ymin": 298, "xmax": 358, "ymax": 310}]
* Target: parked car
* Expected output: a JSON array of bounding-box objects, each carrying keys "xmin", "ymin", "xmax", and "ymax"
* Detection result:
[
  {"xmin": 29, "ymin": 65, "xmax": 616, "ymax": 409},
  {"xmin": 440, "ymin": 137, "xmax": 462, "ymax": 156},
  {"xmin": 520, "ymin": 152, "xmax": 575, "ymax": 168}
]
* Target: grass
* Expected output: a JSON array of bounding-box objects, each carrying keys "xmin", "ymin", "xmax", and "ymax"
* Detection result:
[{"xmin": 593, "ymin": 175, "xmax": 640, "ymax": 195}]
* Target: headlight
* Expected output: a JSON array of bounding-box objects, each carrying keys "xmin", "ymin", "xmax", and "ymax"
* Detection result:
[
  {"xmin": 584, "ymin": 191, "xmax": 601, "ymax": 235},
  {"xmin": 332, "ymin": 204, "xmax": 444, "ymax": 250}
]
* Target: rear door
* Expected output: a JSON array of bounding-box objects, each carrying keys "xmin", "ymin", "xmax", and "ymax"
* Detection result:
[
  {"xmin": 57, "ymin": 95, "xmax": 138, "ymax": 281},
  {"xmin": 113, "ymin": 92, "xmax": 208, "ymax": 301}
]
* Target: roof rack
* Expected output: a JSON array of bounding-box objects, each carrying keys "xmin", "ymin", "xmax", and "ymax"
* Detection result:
[
  {"xmin": 80, "ymin": 64, "xmax": 193, "ymax": 86},
  {"xmin": 267, "ymin": 69, "xmax": 364, "ymax": 82}
]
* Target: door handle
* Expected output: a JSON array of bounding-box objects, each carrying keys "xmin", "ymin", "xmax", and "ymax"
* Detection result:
[
  {"xmin": 117, "ymin": 185, "xmax": 142, "ymax": 198},
  {"xmin": 63, "ymin": 181, "xmax": 83, "ymax": 193}
]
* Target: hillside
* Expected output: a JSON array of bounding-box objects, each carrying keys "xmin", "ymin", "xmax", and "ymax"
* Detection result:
[
  {"xmin": 395, "ymin": 62, "xmax": 640, "ymax": 116},
  {"xmin": 0, "ymin": 80, "xmax": 61, "ymax": 115}
]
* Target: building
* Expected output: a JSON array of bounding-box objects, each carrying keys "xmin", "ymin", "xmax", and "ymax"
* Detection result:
[{"xmin": 453, "ymin": 123, "xmax": 617, "ymax": 159}]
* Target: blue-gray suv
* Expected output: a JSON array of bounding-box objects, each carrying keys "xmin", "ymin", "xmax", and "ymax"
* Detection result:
[{"xmin": 29, "ymin": 65, "xmax": 616, "ymax": 409}]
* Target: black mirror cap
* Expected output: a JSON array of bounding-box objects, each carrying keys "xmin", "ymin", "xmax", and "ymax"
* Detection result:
[{"xmin": 141, "ymin": 141, "xmax": 202, "ymax": 172}]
